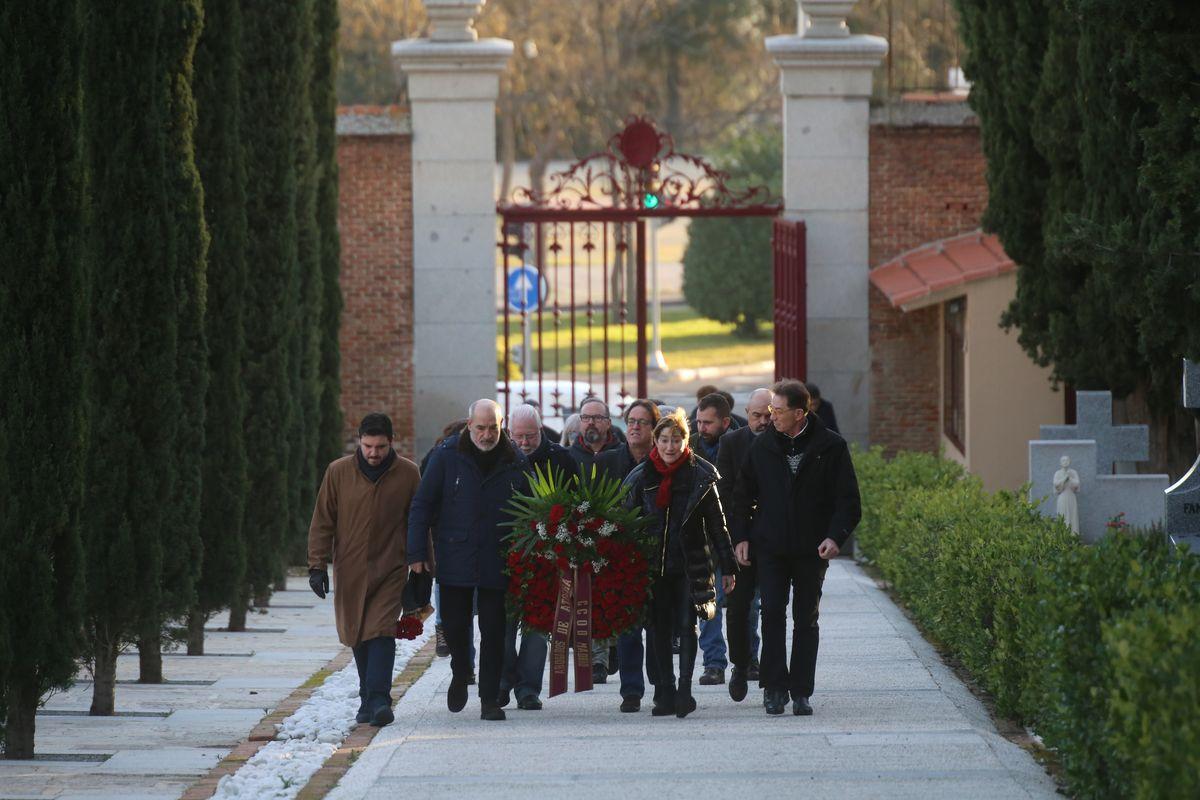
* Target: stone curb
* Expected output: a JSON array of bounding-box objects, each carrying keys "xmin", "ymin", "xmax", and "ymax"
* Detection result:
[
  {"xmin": 295, "ymin": 637, "xmax": 438, "ymax": 800},
  {"xmin": 178, "ymin": 648, "xmax": 353, "ymax": 800}
]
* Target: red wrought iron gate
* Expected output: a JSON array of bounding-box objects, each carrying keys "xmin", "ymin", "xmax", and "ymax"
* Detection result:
[
  {"xmin": 497, "ymin": 117, "xmax": 784, "ymax": 423},
  {"xmin": 772, "ymin": 218, "xmax": 807, "ymax": 382}
]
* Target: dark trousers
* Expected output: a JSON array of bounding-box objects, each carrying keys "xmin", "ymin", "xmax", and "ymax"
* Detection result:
[
  {"xmin": 649, "ymin": 573, "xmax": 697, "ymax": 702},
  {"xmin": 617, "ymin": 625, "xmax": 659, "ymax": 699},
  {"xmin": 440, "ymin": 585, "xmax": 506, "ymax": 707},
  {"xmin": 725, "ymin": 555, "xmax": 758, "ymax": 673},
  {"xmin": 352, "ymin": 636, "xmax": 397, "ymax": 713},
  {"xmin": 500, "ymin": 618, "xmax": 547, "ymax": 701},
  {"xmin": 758, "ymin": 553, "xmax": 828, "ymax": 699}
]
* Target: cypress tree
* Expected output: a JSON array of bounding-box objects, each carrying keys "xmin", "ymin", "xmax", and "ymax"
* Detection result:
[
  {"xmin": 240, "ymin": 2, "xmax": 303, "ymax": 603},
  {"xmin": 288, "ymin": 0, "xmax": 325, "ymax": 571},
  {"xmin": 190, "ymin": 0, "xmax": 249, "ymax": 653},
  {"xmin": 141, "ymin": 0, "xmax": 209, "ymax": 672},
  {"xmin": 314, "ymin": 0, "xmax": 345, "ymax": 473},
  {"xmin": 0, "ymin": 0, "xmax": 88, "ymax": 758},
  {"xmin": 80, "ymin": 0, "xmax": 179, "ymax": 715}
]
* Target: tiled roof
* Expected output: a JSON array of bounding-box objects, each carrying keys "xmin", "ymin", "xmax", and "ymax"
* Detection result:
[{"xmin": 869, "ymin": 230, "xmax": 1015, "ymax": 310}]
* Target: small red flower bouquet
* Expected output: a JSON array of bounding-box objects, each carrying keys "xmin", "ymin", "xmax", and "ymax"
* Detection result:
[{"xmin": 395, "ymin": 569, "xmax": 433, "ymax": 640}]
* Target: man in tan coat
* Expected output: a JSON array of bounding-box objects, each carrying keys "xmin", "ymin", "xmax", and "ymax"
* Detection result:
[{"xmin": 308, "ymin": 412, "xmax": 420, "ymax": 727}]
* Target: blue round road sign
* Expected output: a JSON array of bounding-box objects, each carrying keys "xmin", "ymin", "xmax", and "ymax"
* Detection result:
[{"xmin": 507, "ymin": 265, "xmax": 544, "ymax": 313}]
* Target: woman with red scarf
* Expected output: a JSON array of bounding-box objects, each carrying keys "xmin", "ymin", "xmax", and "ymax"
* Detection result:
[{"xmin": 620, "ymin": 408, "xmax": 737, "ymax": 717}]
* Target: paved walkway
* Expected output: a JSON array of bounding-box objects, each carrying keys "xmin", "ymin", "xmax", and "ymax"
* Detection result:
[
  {"xmin": 328, "ymin": 559, "xmax": 1059, "ymax": 800},
  {"xmin": 0, "ymin": 576, "xmax": 342, "ymax": 800}
]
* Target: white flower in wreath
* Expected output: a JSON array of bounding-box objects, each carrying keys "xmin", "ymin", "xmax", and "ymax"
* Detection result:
[
  {"xmin": 592, "ymin": 558, "xmax": 608, "ymax": 573},
  {"xmin": 577, "ymin": 501, "xmax": 591, "ymax": 513},
  {"xmin": 598, "ymin": 521, "xmax": 617, "ymax": 538},
  {"xmin": 580, "ymin": 537, "xmax": 595, "ymax": 547},
  {"xmin": 536, "ymin": 522, "xmax": 548, "ymax": 539},
  {"xmin": 568, "ymin": 559, "xmax": 578, "ymax": 569}
]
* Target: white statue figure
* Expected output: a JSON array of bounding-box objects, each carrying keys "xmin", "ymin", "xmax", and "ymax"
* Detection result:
[{"xmin": 1053, "ymin": 455, "xmax": 1081, "ymax": 533}]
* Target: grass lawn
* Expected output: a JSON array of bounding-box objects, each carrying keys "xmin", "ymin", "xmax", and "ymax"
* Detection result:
[{"xmin": 497, "ymin": 304, "xmax": 772, "ymax": 377}]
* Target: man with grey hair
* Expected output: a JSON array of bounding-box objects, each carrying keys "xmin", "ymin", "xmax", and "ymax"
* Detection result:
[
  {"xmin": 408, "ymin": 399, "xmax": 529, "ymax": 721},
  {"xmin": 497, "ymin": 404, "xmax": 574, "ymax": 711}
]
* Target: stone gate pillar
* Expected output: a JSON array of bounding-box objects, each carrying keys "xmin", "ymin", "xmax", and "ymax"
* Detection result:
[
  {"xmin": 393, "ymin": 1, "xmax": 512, "ymax": 455},
  {"xmin": 768, "ymin": 1, "xmax": 886, "ymax": 446}
]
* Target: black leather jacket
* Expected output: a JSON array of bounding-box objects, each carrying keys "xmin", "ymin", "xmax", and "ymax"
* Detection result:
[{"xmin": 621, "ymin": 454, "xmax": 738, "ymax": 620}]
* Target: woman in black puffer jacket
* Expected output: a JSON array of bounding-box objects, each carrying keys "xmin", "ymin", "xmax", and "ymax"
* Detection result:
[{"xmin": 621, "ymin": 408, "xmax": 738, "ymax": 718}]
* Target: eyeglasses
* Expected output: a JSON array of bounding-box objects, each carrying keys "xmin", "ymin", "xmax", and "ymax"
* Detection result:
[
  {"xmin": 767, "ymin": 405, "xmax": 797, "ymax": 416},
  {"xmin": 625, "ymin": 418, "xmax": 653, "ymax": 427},
  {"xmin": 579, "ymin": 414, "xmax": 609, "ymax": 423},
  {"xmin": 511, "ymin": 433, "xmax": 539, "ymax": 442}
]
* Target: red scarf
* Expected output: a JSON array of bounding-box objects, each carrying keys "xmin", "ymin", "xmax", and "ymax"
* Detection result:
[{"xmin": 649, "ymin": 446, "xmax": 691, "ymax": 508}]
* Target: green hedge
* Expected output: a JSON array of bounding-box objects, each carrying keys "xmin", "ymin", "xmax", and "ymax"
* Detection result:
[{"xmin": 853, "ymin": 446, "xmax": 1200, "ymax": 800}]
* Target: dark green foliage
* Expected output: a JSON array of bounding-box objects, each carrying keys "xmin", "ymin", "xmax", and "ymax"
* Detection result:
[
  {"xmin": 0, "ymin": 0, "xmax": 88, "ymax": 756},
  {"xmin": 289, "ymin": 0, "xmax": 325, "ymax": 567},
  {"xmin": 79, "ymin": 0, "xmax": 184, "ymax": 708},
  {"xmin": 193, "ymin": 0, "xmax": 249, "ymax": 623},
  {"xmin": 240, "ymin": 1, "xmax": 303, "ymax": 594},
  {"xmin": 682, "ymin": 129, "xmax": 781, "ymax": 337},
  {"xmin": 855, "ymin": 446, "xmax": 1200, "ymax": 798},
  {"xmin": 314, "ymin": 0, "xmax": 345, "ymax": 471},
  {"xmin": 956, "ymin": 0, "xmax": 1200, "ymax": 455},
  {"xmin": 156, "ymin": 0, "xmax": 209, "ymax": 645}
]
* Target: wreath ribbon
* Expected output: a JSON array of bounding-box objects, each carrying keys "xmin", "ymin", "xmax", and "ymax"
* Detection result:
[{"xmin": 548, "ymin": 566, "xmax": 593, "ymax": 697}]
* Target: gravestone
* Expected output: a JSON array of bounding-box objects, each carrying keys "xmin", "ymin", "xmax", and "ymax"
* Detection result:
[
  {"xmin": 1041, "ymin": 391, "xmax": 1149, "ymax": 473},
  {"xmin": 1030, "ymin": 390, "xmax": 1169, "ymax": 543},
  {"xmin": 1165, "ymin": 359, "xmax": 1200, "ymax": 552}
]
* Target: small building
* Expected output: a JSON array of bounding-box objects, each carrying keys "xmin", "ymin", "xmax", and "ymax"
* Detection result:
[{"xmin": 869, "ymin": 231, "xmax": 1064, "ymax": 491}]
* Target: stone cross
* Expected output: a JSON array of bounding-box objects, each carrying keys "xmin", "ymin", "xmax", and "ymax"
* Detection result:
[
  {"xmin": 1040, "ymin": 390, "xmax": 1149, "ymax": 473},
  {"xmin": 1165, "ymin": 359, "xmax": 1200, "ymax": 551}
]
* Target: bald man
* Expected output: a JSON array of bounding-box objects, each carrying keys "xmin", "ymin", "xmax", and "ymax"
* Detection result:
[
  {"xmin": 716, "ymin": 388, "xmax": 771, "ymax": 702},
  {"xmin": 408, "ymin": 399, "xmax": 529, "ymax": 721}
]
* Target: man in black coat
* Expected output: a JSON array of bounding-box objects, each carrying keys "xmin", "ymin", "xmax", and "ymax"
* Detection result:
[
  {"xmin": 715, "ymin": 387, "xmax": 772, "ymax": 702},
  {"xmin": 731, "ymin": 380, "xmax": 861, "ymax": 717},
  {"xmin": 568, "ymin": 397, "xmax": 621, "ymax": 475}
]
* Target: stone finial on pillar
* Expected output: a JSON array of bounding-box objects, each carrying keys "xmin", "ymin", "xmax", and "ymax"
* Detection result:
[
  {"xmin": 799, "ymin": 1, "xmax": 855, "ymax": 38},
  {"xmin": 425, "ymin": 0, "xmax": 486, "ymax": 42}
]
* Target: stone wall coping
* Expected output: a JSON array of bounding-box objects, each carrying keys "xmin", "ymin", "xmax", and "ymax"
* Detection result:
[
  {"xmin": 870, "ymin": 98, "xmax": 979, "ymax": 128},
  {"xmin": 336, "ymin": 106, "xmax": 412, "ymax": 137}
]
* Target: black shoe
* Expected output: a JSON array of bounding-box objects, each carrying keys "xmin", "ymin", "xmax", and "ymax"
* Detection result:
[
  {"xmin": 746, "ymin": 659, "xmax": 760, "ymax": 682},
  {"xmin": 435, "ymin": 624, "xmax": 450, "ymax": 658},
  {"xmin": 480, "ymin": 704, "xmax": 506, "ymax": 721},
  {"xmin": 517, "ymin": 695, "xmax": 543, "ymax": 710},
  {"xmin": 792, "ymin": 696, "xmax": 813, "ymax": 716},
  {"xmin": 675, "ymin": 686, "xmax": 696, "ymax": 719},
  {"xmin": 698, "ymin": 667, "xmax": 724, "ymax": 685},
  {"xmin": 447, "ymin": 676, "xmax": 469, "ymax": 713},
  {"xmin": 764, "ymin": 688, "xmax": 787, "ymax": 716},
  {"xmin": 728, "ymin": 668, "xmax": 748, "ymax": 702},
  {"xmin": 370, "ymin": 704, "xmax": 394, "ymax": 727},
  {"xmin": 467, "ymin": 671, "xmax": 476, "ymax": 686},
  {"xmin": 355, "ymin": 698, "xmax": 371, "ymax": 724},
  {"xmin": 497, "ymin": 688, "xmax": 511, "ymax": 708},
  {"xmin": 620, "ymin": 696, "xmax": 640, "ymax": 713},
  {"xmin": 651, "ymin": 699, "xmax": 675, "ymax": 716},
  {"xmin": 591, "ymin": 665, "xmax": 607, "ymax": 684}
]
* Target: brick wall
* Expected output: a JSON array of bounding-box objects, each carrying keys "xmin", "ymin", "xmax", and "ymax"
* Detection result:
[
  {"xmin": 336, "ymin": 106, "xmax": 415, "ymax": 459},
  {"xmin": 868, "ymin": 101, "xmax": 989, "ymax": 455}
]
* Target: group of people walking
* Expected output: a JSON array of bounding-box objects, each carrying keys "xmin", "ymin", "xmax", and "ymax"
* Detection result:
[{"xmin": 306, "ymin": 379, "xmax": 861, "ymax": 725}]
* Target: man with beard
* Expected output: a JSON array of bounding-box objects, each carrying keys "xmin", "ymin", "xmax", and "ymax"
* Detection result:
[
  {"xmin": 732, "ymin": 380, "xmax": 861, "ymax": 716},
  {"xmin": 497, "ymin": 404, "xmax": 575, "ymax": 711},
  {"xmin": 569, "ymin": 396, "xmax": 621, "ymax": 475},
  {"xmin": 308, "ymin": 413, "xmax": 421, "ymax": 728},
  {"xmin": 691, "ymin": 393, "xmax": 734, "ymax": 686},
  {"xmin": 408, "ymin": 399, "xmax": 529, "ymax": 721},
  {"xmin": 716, "ymin": 388, "xmax": 771, "ymax": 701},
  {"xmin": 595, "ymin": 399, "xmax": 661, "ymax": 711}
]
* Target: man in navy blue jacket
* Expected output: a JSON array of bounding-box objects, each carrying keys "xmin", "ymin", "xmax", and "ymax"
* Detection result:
[{"xmin": 408, "ymin": 399, "xmax": 529, "ymax": 721}]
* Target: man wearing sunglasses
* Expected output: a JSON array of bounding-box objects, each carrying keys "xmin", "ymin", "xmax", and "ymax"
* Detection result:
[{"xmin": 731, "ymin": 379, "xmax": 861, "ymax": 717}]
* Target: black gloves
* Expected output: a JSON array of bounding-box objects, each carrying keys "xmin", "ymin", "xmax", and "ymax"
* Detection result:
[{"xmin": 308, "ymin": 568, "xmax": 329, "ymax": 599}]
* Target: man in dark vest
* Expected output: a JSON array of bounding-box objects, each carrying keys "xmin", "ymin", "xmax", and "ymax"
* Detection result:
[{"xmin": 732, "ymin": 380, "xmax": 861, "ymax": 716}]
